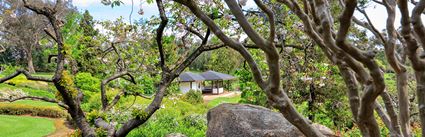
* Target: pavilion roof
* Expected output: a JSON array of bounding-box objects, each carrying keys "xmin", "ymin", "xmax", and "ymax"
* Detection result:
[
  {"xmin": 178, "ymin": 72, "xmax": 205, "ymax": 82},
  {"xmin": 200, "ymin": 70, "xmax": 236, "ymax": 81}
]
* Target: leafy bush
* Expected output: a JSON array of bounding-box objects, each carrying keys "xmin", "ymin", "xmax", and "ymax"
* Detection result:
[
  {"xmin": 165, "ymin": 82, "xmax": 181, "ymax": 95},
  {"xmin": 235, "ymin": 69, "xmax": 269, "ymax": 107},
  {"xmin": 75, "ymin": 72, "xmax": 101, "ymax": 92},
  {"xmin": 0, "ymin": 103, "xmax": 67, "ymax": 118},
  {"xmin": 182, "ymin": 89, "xmax": 203, "ymax": 104},
  {"xmin": 121, "ymin": 74, "xmax": 160, "ymax": 95},
  {"xmin": 81, "ymin": 92, "xmax": 102, "ymax": 111},
  {"xmin": 0, "ymin": 65, "xmax": 20, "ymax": 76},
  {"xmin": 126, "ymin": 98, "xmax": 207, "ymax": 137}
]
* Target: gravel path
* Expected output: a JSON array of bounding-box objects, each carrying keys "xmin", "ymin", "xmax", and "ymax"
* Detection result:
[{"xmin": 203, "ymin": 91, "xmax": 240, "ymax": 103}]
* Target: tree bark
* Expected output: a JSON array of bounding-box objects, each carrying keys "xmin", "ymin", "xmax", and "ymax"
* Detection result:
[
  {"xmin": 397, "ymin": 72, "xmax": 410, "ymax": 137},
  {"xmin": 26, "ymin": 47, "xmax": 36, "ymax": 73},
  {"xmin": 337, "ymin": 64, "xmax": 370, "ymax": 136},
  {"xmin": 414, "ymin": 71, "xmax": 425, "ymax": 136},
  {"xmin": 398, "ymin": 0, "xmax": 425, "ymax": 135}
]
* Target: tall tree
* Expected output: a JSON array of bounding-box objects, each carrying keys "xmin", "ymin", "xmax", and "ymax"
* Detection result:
[
  {"xmin": 0, "ymin": 0, "xmax": 47, "ymax": 73},
  {"xmin": 0, "ymin": 0, "xmax": 75, "ymax": 73}
]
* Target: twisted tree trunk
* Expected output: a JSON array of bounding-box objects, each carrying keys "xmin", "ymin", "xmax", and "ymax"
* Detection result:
[{"xmin": 25, "ymin": 47, "xmax": 35, "ymax": 73}]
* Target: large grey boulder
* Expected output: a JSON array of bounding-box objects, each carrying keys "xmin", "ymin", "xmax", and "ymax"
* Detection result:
[{"xmin": 206, "ymin": 103, "xmax": 335, "ymax": 137}]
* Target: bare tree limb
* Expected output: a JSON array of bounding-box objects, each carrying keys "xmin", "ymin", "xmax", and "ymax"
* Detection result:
[
  {"xmin": 400, "ymin": 0, "xmax": 425, "ymax": 135},
  {"xmin": 225, "ymin": 0, "xmax": 272, "ymax": 53},
  {"xmin": 334, "ymin": 0, "xmax": 384, "ymax": 135},
  {"xmin": 94, "ymin": 118, "xmax": 116, "ymax": 136},
  {"xmin": 412, "ymin": 0, "xmax": 425, "ymax": 55},
  {"xmin": 0, "ymin": 45, "xmax": 6, "ymax": 53},
  {"xmin": 22, "ymin": 0, "xmax": 96, "ymax": 136},
  {"xmin": 354, "ymin": 8, "xmax": 386, "ymax": 46},
  {"xmin": 174, "ymin": 0, "xmax": 267, "ymax": 89},
  {"xmin": 185, "ymin": 24, "xmax": 205, "ymax": 40},
  {"xmin": 373, "ymin": 0, "xmax": 385, "ymax": 5},
  {"xmin": 0, "ymin": 96, "xmax": 68, "ymax": 109},
  {"xmin": 156, "ymin": 0, "xmax": 169, "ymax": 72},
  {"xmin": 101, "ymin": 70, "xmax": 135, "ymax": 110},
  {"xmin": 253, "ymin": 0, "xmax": 275, "ymax": 43},
  {"xmin": 44, "ymin": 28, "xmax": 58, "ymax": 43},
  {"xmin": 0, "ymin": 69, "xmax": 52, "ymax": 83}
]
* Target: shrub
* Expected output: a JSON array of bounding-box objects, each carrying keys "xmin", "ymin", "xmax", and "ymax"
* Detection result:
[
  {"xmin": 165, "ymin": 82, "xmax": 181, "ymax": 95},
  {"xmin": 0, "ymin": 65, "xmax": 20, "ymax": 76},
  {"xmin": 75, "ymin": 72, "xmax": 101, "ymax": 92},
  {"xmin": 182, "ymin": 89, "xmax": 203, "ymax": 104},
  {"xmin": 81, "ymin": 92, "xmax": 102, "ymax": 111},
  {"xmin": 126, "ymin": 101, "xmax": 207, "ymax": 137},
  {"xmin": 234, "ymin": 69, "xmax": 269, "ymax": 107},
  {"xmin": 0, "ymin": 103, "xmax": 67, "ymax": 118}
]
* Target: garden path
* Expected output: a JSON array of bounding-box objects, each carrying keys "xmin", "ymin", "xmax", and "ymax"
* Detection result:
[{"xmin": 203, "ymin": 91, "xmax": 240, "ymax": 103}]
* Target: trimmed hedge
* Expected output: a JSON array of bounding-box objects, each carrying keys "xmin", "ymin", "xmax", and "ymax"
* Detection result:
[{"xmin": 0, "ymin": 103, "xmax": 67, "ymax": 118}]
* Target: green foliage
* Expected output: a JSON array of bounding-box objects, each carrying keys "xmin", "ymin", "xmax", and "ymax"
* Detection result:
[
  {"xmin": 0, "ymin": 103, "xmax": 67, "ymax": 118},
  {"xmin": 95, "ymin": 128, "xmax": 108, "ymax": 137},
  {"xmin": 165, "ymin": 82, "xmax": 181, "ymax": 95},
  {"xmin": 132, "ymin": 109, "xmax": 149, "ymax": 120},
  {"xmin": 0, "ymin": 79, "xmax": 54, "ymax": 99},
  {"xmin": 126, "ymin": 98, "xmax": 207, "ymax": 137},
  {"xmin": 75, "ymin": 11, "xmax": 105, "ymax": 74},
  {"xmin": 182, "ymin": 89, "xmax": 203, "ymax": 104},
  {"xmin": 101, "ymin": 0, "xmax": 124, "ymax": 8},
  {"xmin": 0, "ymin": 84, "xmax": 54, "ymax": 98},
  {"xmin": 205, "ymin": 48, "xmax": 242, "ymax": 73},
  {"xmin": 0, "ymin": 115, "xmax": 55, "ymax": 137},
  {"xmin": 75, "ymin": 72, "xmax": 101, "ymax": 92},
  {"xmin": 81, "ymin": 91, "xmax": 102, "ymax": 111},
  {"xmin": 1, "ymin": 65, "xmax": 20, "ymax": 75},
  {"xmin": 384, "ymin": 73, "xmax": 397, "ymax": 93},
  {"xmin": 86, "ymin": 110, "xmax": 107, "ymax": 125},
  {"xmin": 79, "ymin": 10, "xmax": 99, "ymax": 37},
  {"xmin": 123, "ymin": 74, "xmax": 159, "ymax": 95},
  {"xmin": 235, "ymin": 68, "xmax": 269, "ymax": 107}
]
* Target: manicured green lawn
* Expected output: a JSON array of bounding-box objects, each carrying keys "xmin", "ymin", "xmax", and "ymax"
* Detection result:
[
  {"xmin": 207, "ymin": 95, "xmax": 241, "ymax": 108},
  {"xmin": 0, "ymin": 115, "xmax": 55, "ymax": 137}
]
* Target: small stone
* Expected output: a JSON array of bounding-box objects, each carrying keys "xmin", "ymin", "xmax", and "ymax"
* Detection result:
[{"xmin": 166, "ymin": 133, "xmax": 187, "ymax": 137}]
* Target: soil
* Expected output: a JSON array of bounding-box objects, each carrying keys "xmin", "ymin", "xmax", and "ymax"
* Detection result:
[{"xmin": 46, "ymin": 118, "xmax": 75, "ymax": 137}]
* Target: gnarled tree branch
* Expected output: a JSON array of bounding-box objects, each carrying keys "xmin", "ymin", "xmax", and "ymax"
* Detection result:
[
  {"xmin": 0, "ymin": 69, "xmax": 52, "ymax": 83},
  {"xmin": 0, "ymin": 96, "xmax": 68, "ymax": 109}
]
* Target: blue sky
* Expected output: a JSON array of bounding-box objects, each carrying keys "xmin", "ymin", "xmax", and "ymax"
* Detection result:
[
  {"xmin": 72, "ymin": 0, "xmax": 420, "ymax": 31},
  {"xmin": 73, "ymin": 0, "xmax": 159, "ymax": 22},
  {"xmin": 72, "ymin": 0, "xmax": 263, "ymax": 23}
]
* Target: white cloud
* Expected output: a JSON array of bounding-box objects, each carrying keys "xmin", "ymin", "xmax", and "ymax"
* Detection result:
[{"xmin": 72, "ymin": 0, "xmax": 101, "ymax": 7}]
